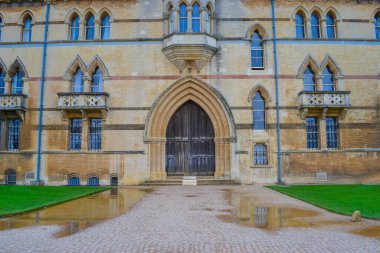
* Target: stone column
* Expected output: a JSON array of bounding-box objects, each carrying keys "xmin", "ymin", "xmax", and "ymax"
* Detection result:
[
  {"xmin": 159, "ymin": 140, "xmax": 167, "ymax": 179},
  {"xmin": 84, "ymin": 75, "xmax": 91, "ymax": 92},
  {"xmin": 335, "ymin": 75, "xmax": 345, "ymax": 90},
  {"xmin": 163, "ymin": 12, "xmax": 169, "ymax": 36},
  {"xmin": 212, "ymin": 12, "xmax": 217, "ymax": 35},
  {"xmin": 321, "ymin": 19, "xmax": 327, "ymax": 38},
  {"xmin": 4, "ymin": 77, "xmax": 12, "ymax": 94},
  {"xmin": 149, "ymin": 143, "xmax": 157, "ymax": 180},
  {"xmin": 79, "ymin": 20, "xmax": 85, "ymax": 40},
  {"xmin": 316, "ymin": 75, "xmax": 324, "ymax": 91},
  {"xmin": 173, "ymin": 9, "xmax": 179, "ymax": 33},
  {"xmin": 306, "ymin": 18, "xmax": 312, "ymax": 38},
  {"xmin": 187, "ymin": 6, "xmax": 193, "ymax": 32},
  {"xmin": 82, "ymin": 118, "xmax": 89, "ymax": 151},
  {"xmin": 94, "ymin": 20, "xmax": 100, "ymax": 40},
  {"xmin": 319, "ymin": 118, "xmax": 327, "ymax": 150}
]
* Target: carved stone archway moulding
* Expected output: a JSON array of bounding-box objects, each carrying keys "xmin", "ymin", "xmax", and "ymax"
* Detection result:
[{"xmin": 144, "ymin": 75, "xmax": 236, "ymax": 180}]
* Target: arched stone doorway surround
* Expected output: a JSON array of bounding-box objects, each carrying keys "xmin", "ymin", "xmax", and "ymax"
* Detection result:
[{"xmin": 144, "ymin": 75, "xmax": 237, "ymax": 180}]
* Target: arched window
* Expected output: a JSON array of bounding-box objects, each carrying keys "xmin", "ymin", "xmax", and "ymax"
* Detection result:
[
  {"xmin": 311, "ymin": 12, "xmax": 321, "ymax": 39},
  {"xmin": 23, "ymin": 17, "xmax": 33, "ymax": 42},
  {"xmin": 0, "ymin": 68, "xmax": 5, "ymax": 94},
  {"xmin": 12, "ymin": 69, "xmax": 23, "ymax": 94},
  {"xmin": 303, "ymin": 66, "xmax": 316, "ymax": 91},
  {"xmin": 85, "ymin": 14, "xmax": 95, "ymax": 40},
  {"xmin": 70, "ymin": 15, "xmax": 80, "ymax": 41},
  {"xmin": 254, "ymin": 144, "xmax": 268, "ymax": 165},
  {"xmin": 91, "ymin": 67, "xmax": 103, "ymax": 92},
  {"xmin": 205, "ymin": 5, "xmax": 211, "ymax": 33},
  {"xmin": 326, "ymin": 13, "xmax": 336, "ymax": 39},
  {"xmin": 179, "ymin": 3, "xmax": 188, "ymax": 33},
  {"xmin": 68, "ymin": 176, "xmax": 80, "ymax": 186},
  {"xmin": 295, "ymin": 12, "xmax": 306, "ymax": 38},
  {"xmin": 101, "ymin": 14, "xmax": 110, "ymax": 40},
  {"xmin": 0, "ymin": 17, "xmax": 3, "ymax": 41},
  {"xmin": 192, "ymin": 3, "xmax": 201, "ymax": 32},
  {"xmin": 88, "ymin": 176, "xmax": 99, "ymax": 186},
  {"xmin": 72, "ymin": 69, "xmax": 84, "ymax": 92},
  {"xmin": 252, "ymin": 92, "xmax": 265, "ymax": 130},
  {"xmin": 323, "ymin": 67, "xmax": 335, "ymax": 91},
  {"xmin": 168, "ymin": 5, "xmax": 175, "ymax": 34},
  {"xmin": 375, "ymin": 12, "xmax": 380, "ymax": 40},
  {"xmin": 5, "ymin": 169, "xmax": 17, "ymax": 185},
  {"xmin": 251, "ymin": 32, "xmax": 264, "ymax": 69}
]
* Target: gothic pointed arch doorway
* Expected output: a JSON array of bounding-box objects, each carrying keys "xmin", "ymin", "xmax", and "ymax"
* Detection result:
[{"xmin": 166, "ymin": 101, "xmax": 215, "ymax": 176}]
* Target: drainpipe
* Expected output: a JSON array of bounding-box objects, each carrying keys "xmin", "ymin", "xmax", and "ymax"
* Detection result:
[
  {"xmin": 271, "ymin": 0, "xmax": 282, "ymax": 184},
  {"xmin": 36, "ymin": 1, "xmax": 51, "ymax": 184}
]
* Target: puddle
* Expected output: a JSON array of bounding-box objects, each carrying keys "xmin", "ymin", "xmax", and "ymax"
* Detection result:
[
  {"xmin": 0, "ymin": 188, "xmax": 151, "ymax": 237},
  {"xmin": 219, "ymin": 190, "xmax": 380, "ymax": 239},
  {"xmin": 352, "ymin": 226, "xmax": 380, "ymax": 238}
]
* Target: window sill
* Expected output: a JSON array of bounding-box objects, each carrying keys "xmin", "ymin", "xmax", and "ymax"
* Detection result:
[
  {"xmin": 251, "ymin": 67, "xmax": 265, "ymax": 70},
  {"xmin": 250, "ymin": 165, "xmax": 272, "ymax": 169}
]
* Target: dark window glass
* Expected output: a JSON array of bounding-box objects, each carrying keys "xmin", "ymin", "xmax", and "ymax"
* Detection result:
[
  {"xmin": 326, "ymin": 14, "xmax": 336, "ymax": 39},
  {"xmin": 252, "ymin": 92, "xmax": 265, "ymax": 130},
  {"xmin": 68, "ymin": 176, "xmax": 80, "ymax": 186},
  {"xmin": 254, "ymin": 144, "xmax": 268, "ymax": 165},
  {"xmin": 91, "ymin": 67, "xmax": 103, "ymax": 92},
  {"xmin": 304, "ymin": 66, "xmax": 316, "ymax": 91},
  {"xmin": 88, "ymin": 177, "xmax": 99, "ymax": 186},
  {"xmin": 23, "ymin": 17, "xmax": 32, "ymax": 42},
  {"xmin": 311, "ymin": 13, "xmax": 320, "ymax": 38},
  {"xmin": 306, "ymin": 117, "xmax": 319, "ymax": 149},
  {"xmin": 89, "ymin": 118, "xmax": 102, "ymax": 151},
  {"xmin": 192, "ymin": 3, "xmax": 201, "ymax": 32},
  {"xmin": 323, "ymin": 67, "xmax": 335, "ymax": 91},
  {"xmin": 111, "ymin": 176, "xmax": 118, "ymax": 186},
  {"xmin": 179, "ymin": 3, "xmax": 188, "ymax": 33},
  {"xmin": 5, "ymin": 170, "xmax": 16, "ymax": 185},
  {"xmin": 0, "ymin": 17, "xmax": 2, "ymax": 41},
  {"xmin": 70, "ymin": 16, "xmax": 80, "ymax": 41},
  {"xmin": 8, "ymin": 119, "xmax": 20, "ymax": 151},
  {"xmin": 86, "ymin": 15, "xmax": 95, "ymax": 40},
  {"xmin": 251, "ymin": 32, "xmax": 264, "ymax": 68},
  {"xmin": 0, "ymin": 69, "xmax": 5, "ymax": 94},
  {"xmin": 101, "ymin": 15, "xmax": 110, "ymax": 40},
  {"xmin": 72, "ymin": 69, "xmax": 84, "ymax": 92},
  {"xmin": 326, "ymin": 117, "xmax": 338, "ymax": 149},
  {"xmin": 296, "ymin": 13, "xmax": 305, "ymax": 38},
  {"xmin": 375, "ymin": 13, "xmax": 380, "ymax": 40},
  {"xmin": 70, "ymin": 119, "xmax": 82, "ymax": 151},
  {"xmin": 12, "ymin": 70, "xmax": 23, "ymax": 94}
]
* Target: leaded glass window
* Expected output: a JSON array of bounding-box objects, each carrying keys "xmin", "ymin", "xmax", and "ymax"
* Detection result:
[
  {"xmin": 101, "ymin": 15, "xmax": 110, "ymax": 40},
  {"xmin": 304, "ymin": 66, "xmax": 316, "ymax": 91},
  {"xmin": 68, "ymin": 176, "xmax": 80, "ymax": 186},
  {"xmin": 179, "ymin": 3, "xmax": 188, "ymax": 33},
  {"xmin": 69, "ymin": 119, "xmax": 82, "ymax": 151},
  {"xmin": 326, "ymin": 14, "xmax": 336, "ymax": 39},
  {"xmin": 12, "ymin": 70, "xmax": 23, "ymax": 94},
  {"xmin": 306, "ymin": 117, "xmax": 319, "ymax": 149},
  {"xmin": 192, "ymin": 3, "xmax": 201, "ymax": 32},
  {"xmin": 72, "ymin": 69, "xmax": 84, "ymax": 92},
  {"xmin": 251, "ymin": 32, "xmax": 264, "ymax": 69},
  {"xmin": 91, "ymin": 68, "xmax": 103, "ymax": 92},
  {"xmin": 23, "ymin": 17, "xmax": 32, "ymax": 42},
  {"xmin": 85, "ymin": 15, "xmax": 95, "ymax": 40},
  {"xmin": 326, "ymin": 117, "xmax": 338, "ymax": 149},
  {"xmin": 254, "ymin": 144, "xmax": 268, "ymax": 165},
  {"xmin": 8, "ymin": 119, "xmax": 20, "ymax": 151},
  {"xmin": 323, "ymin": 67, "xmax": 335, "ymax": 91},
  {"xmin": 5, "ymin": 169, "xmax": 16, "ymax": 185},
  {"xmin": 70, "ymin": 15, "xmax": 80, "ymax": 41},
  {"xmin": 89, "ymin": 118, "xmax": 102, "ymax": 151},
  {"xmin": 0, "ymin": 69, "xmax": 5, "ymax": 94},
  {"xmin": 205, "ymin": 7, "xmax": 211, "ymax": 33},
  {"xmin": 253, "ymin": 92, "xmax": 265, "ymax": 130},
  {"xmin": 375, "ymin": 13, "xmax": 380, "ymax": 40},
  {"xmin": 296, "ymin": 12, "xmax": 306, "ymax": 38},
  {"xmin": 88, "ymin": 176, "xmax": 99, "ymax": 186},
  {"xmin": 311, "ymin": 13, "xmax": 321, "ymax": 39},
  {"xmin": 169, "ymin": 7, "xmax": 175, "ymax": 34}
]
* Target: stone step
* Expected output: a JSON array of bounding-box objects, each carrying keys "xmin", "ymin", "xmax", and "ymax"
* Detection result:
[{"xmin": 142, "ymin": 179, "xmax": 240, "ymax": 186}]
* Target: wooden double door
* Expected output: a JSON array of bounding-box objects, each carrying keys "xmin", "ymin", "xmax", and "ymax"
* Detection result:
[{"xmin": 166, "ymin": 101, "xmax": 215, "ymax": 176}]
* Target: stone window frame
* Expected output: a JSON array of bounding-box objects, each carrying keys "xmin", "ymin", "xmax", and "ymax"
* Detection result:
[
  {"xmin": 248, "ymin": 84, "xmax": 272, "ymax": 132},
  {"xmin": 247, "ymin": 24, "xmax": 267, "ymax": 70},
  {"xmin": 18, "ymin": 10, "xmax": 34, "ymax": 43}
]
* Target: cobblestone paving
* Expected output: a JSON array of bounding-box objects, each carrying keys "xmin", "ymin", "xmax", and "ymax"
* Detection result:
[{"xmin": 0, "ymin": 186, "xmax": 379, "ymax": 253}]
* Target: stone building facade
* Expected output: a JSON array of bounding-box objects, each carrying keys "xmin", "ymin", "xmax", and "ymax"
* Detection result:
[{"xmin": 0, "ymin": 0, "xmax": 379, "ymax": 186}]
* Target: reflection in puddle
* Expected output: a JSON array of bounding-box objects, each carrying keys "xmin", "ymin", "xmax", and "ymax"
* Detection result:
[
  {"xmin": 219, "ymin": 190, "xmax": 380, "ymax": 239},
  {"xmin": 218, "ymin": 190, "xmax": 323, "ymax": 230},
  {"xmin": 0, "ymin": 188, "xmax": 151, "ymax": 237}
]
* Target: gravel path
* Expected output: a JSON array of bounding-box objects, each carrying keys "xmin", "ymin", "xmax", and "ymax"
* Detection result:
[{"xmin": 0, "ymin": 185, "xmax": 379, "ymax": 253}]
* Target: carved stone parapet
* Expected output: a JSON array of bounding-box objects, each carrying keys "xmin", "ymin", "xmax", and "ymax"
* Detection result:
[{"xmin": 0, "ymin": 94, "xmax": 28, "ymax": 121}]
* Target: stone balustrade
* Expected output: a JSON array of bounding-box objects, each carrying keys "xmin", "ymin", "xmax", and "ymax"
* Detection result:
[
  {"xmin": 0, "ymin": 94, "xmax": 28, "ymax": 111},
  {"xmin": 57, "ymin": 92, "xmax": 109, "ymax": 110}
]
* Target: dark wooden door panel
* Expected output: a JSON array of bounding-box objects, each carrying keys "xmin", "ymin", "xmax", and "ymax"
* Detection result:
[{"xmin": 166, "ymin": 101, "xmax": 215, "ymax": 176}]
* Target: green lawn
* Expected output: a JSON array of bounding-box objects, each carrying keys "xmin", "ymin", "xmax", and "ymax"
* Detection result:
[
  {"xmin": 0, "ymin": 185, "xmax": 110, "ymax": 217},
  {"xmin": 267, "ymin": 184, "xmax": 380, "ymax": 219}
]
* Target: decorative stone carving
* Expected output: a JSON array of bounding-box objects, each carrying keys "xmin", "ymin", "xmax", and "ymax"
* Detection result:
[{"xmin": 0, "ymin": 94, "xmax": 28, "ymax": 121}]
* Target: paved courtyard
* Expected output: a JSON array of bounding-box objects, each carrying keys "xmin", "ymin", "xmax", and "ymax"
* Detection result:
[{"xmin": 0, "ymin": 185, "xmax": 379, "ymax": 253}]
